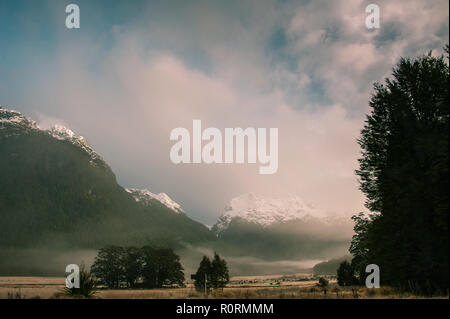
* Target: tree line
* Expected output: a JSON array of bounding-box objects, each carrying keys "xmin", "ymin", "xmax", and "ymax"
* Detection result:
[
  {"xmin": 90, "ymin": 245, "xmax": 230, "ymax": 291},
  {"xmin": 340, "ymin": 46, "xmax": 449, "ymax": 294},
  {"xmin": 91, "ymin": 245, "xmax": 185, "ymax": 288}
]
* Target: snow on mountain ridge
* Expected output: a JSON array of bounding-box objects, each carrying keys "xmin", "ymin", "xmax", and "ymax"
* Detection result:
[
  {"xmin": 0, "ymin": 107, "xmax": 39, "ymax": 130},
  {"xmin": 1, "ymin": 107, "xmax": 185, "ymax": 216},
  {"xmin": 47, "ymin": 124, "xmax": 105, "ymax": 166},
  {"xmin": 0, "ymin": 107, "xmax": 106, "ymax": 168},
  {"xmin": 212, "ymin": 193, "xmax": 327, "ymax": 234},
  {"xmin": 126, "ymin": 188, "xmax": 185, "ymax": 214}
]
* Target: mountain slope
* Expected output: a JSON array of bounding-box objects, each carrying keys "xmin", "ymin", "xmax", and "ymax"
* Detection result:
[{"xmin": 0, "ymin": 106, "xmax": 215, "ymax": 250}]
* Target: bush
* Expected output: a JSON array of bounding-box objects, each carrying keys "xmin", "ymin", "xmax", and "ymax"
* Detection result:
[
  {"xmin": 317, "ymin": 277, "xmax": 329, "ymax": 288},
  {"xmin": 64, "ymin": 265, "xmax": 97, "ymax": 298}
]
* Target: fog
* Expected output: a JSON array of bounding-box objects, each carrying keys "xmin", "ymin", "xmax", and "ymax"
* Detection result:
[{"xmin": 0, "ymin": 239, "xmax": 349, "ymax": 277}]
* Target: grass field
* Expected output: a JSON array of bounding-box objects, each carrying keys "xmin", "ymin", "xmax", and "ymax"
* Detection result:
[{"xmin": 0, "ymin": 275, "xmax": 447, "ymax": 299}]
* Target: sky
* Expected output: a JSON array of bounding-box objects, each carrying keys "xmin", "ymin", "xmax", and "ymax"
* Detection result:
[{"xmin": 0, "ymin": 0, "xmax": 448, "ymax": 224}]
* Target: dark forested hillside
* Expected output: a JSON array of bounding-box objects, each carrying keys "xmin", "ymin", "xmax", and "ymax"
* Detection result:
[{"xmin": 0, "ymin": 112, "xmax": 215, "ymax": 251}]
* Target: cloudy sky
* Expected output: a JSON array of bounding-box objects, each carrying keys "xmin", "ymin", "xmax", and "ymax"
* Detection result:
[{"xmin": 1, "ymin": 0, "xmax": 448, "ymax": 224}]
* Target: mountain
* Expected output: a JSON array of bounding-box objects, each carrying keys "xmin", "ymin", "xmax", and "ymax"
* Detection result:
[
  {"xmin": 211, "ymin": 193, "xmax": 353, "ymax": 260},
  {"xmin": 0, "ymin": 106, "xmax": 354, "ymax": 274},
  {"xmin": 212, "ymin": 193, "xmax": 324, "ymax": 234},
  {"xmin": 126, "ymin": 188, "xmax": 185, "ymax": 214},
  {"xmin": 0, "ymin": 106, "xmax": 215, "ymax": 252}
]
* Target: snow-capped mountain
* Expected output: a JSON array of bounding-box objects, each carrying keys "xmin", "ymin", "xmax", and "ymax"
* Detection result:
[
  {"xmin": 1, "ymin": 106, "xmax": 186, "ymax": 215},
  {"xmin": 1, "ymin": 106, "xmax": 217, "ymax": 255},
  {"xmin": 0, "ymin": 106, "xmax": 106, "ymax": 168},
  {"xmin": 126, "ymin": 188, "xmax": 185, "ymax": 214},
  {"xmin": 211, "ymin": 193, "xmax": 353, "ymax": 260},
  {"xmin": 212, "ymin": 193, "xmax": 327, "ymax": 234}
]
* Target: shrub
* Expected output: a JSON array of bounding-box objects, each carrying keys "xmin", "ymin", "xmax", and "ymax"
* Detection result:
[
  {"xmin": 64, "ymin": 265, "xmax": 97, "ymax": 298},
  {"xmin": 317, "ymin": 277, "xmax": 329, "ymax": 288}
]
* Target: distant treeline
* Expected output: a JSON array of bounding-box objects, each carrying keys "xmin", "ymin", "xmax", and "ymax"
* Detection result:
[
  {"xmin": 90, "ymin": 246, "xmax": 230, "ymax": 291},
  {"xmin": 91, "ymin": 245, "xmax": 185, "ymax": 288}
]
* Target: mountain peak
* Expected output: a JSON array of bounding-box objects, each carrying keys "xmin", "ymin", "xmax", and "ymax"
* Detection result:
[
  {"xmin": 126, "ymin": 188, "xmax": 185, "ymax": 214},
  {"xmin": 49, "ymin": 124, "xmax": 77, "ymax": 140},
  {"xmin": 1, "ymin": 106, "xmax": 106, "ymax": 168},
  {"xmin": 212, "ymin": 193, "xmax": 325, "ymax": 234},
  {"xmin": 0, "ymin": 106, "xmax": 39, "ymax": 133}
]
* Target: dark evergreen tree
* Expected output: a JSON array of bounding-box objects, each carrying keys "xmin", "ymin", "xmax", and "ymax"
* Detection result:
[
  {"xmin": 210, "ymin": 252, "xmax": 230, "ymax": 289},
  {"xmin": 194, "ymin": 253, "xmax": 229, "ymax": 291},
  {"xmin": 337, "ymin": 261, "xmax": 358, "ymax": 286},
  {"xmin": 353, "ymin": 48, "xmax": 449, "ymax": 293},
  {"xmin": 194, "ymin": 256, "xmax": 213, "ymax": 292}
]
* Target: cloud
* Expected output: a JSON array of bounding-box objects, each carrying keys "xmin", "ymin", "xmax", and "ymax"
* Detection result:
[
  {"xmin": 20, "ymin": 37, "xmax": 365, "ymax": 223},
  {"xmin": 1, "ymin": 0, "xmax": 448, "ymax": 224}
]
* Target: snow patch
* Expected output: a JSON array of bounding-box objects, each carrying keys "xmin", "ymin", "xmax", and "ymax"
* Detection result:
[{"xmin": 126, "ymin": 188, "xmax": 185, "ymax": 214}]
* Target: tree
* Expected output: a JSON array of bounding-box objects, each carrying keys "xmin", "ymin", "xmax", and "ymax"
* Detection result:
[
  {"xmin": 337, "ymin": 261, "xmax": 358, "ymax": 286},
  {"xmin": 194, "ymin": 256, "xmax": 213, "ymax": 292},
  {"xmin": 194, "ymin": 253, "xmax": 230, "ymax": 292},
  {"xmin": 141, "ymin": 246, "xmax": 185, "ymax": 288},
  {"xmin": 90, "ymin": 245, "xmax": 185, "ymax": 289},
  {"xmin": 353, "ymin": 48, "xmax": 449, "ymax": 293},
  {"xmin": 122, "ymin": 247, "xmax": 143, "ymax": 288},
  {"xmin": 210, "ymin": 252, "xmax": 230, "ymax": 289},
  {"xmin": 156, "ymin": 247, "xmax": 185, "ymax": 287},
  {"xmin": 91, "ymin": 246, "xmax": 125, "ymax": 288},
  {"xmin": 349, "ymin": 212, "xmax": 378, "ymax": 284}
]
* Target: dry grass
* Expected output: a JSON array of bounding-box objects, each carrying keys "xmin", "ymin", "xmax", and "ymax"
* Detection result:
[
  {"xmin": 94, "ymin": 286, "xmax": 447, "ymax": 299},
  {"xmin": 0, "ymin": 276, "xmax": 447, "ymax": 299},
  {"xmin": 0, "ymin": 277, "xmax": 62, "ymax": 299}
]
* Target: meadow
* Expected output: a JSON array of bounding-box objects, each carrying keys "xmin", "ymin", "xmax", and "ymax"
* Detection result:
[{"xmin": 1, "ymin": 275, "xmax": 446, "ymax": 299}]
